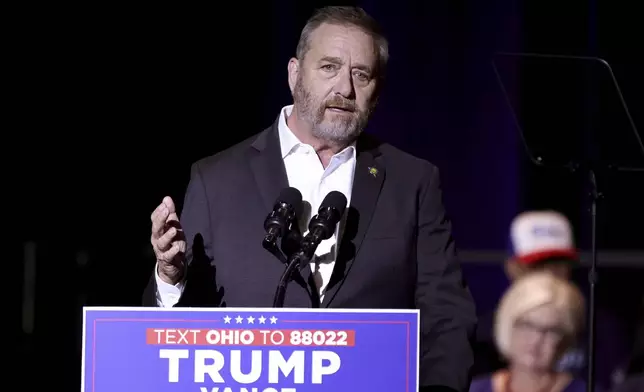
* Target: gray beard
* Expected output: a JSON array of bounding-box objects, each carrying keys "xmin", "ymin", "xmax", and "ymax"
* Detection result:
[{"xmin": 293, "ymin": 77, "xmax": 370, "ymax": 146}]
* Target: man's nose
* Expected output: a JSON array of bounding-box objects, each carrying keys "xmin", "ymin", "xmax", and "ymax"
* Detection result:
[{"xmin": 333, "ymin": 69, "xmax": 355, "ymax": 98}]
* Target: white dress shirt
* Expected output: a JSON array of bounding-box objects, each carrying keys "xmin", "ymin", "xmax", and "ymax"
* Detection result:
[{"xmin": 155, "ymin": 105, "xmax": 356, "ymax": 307}]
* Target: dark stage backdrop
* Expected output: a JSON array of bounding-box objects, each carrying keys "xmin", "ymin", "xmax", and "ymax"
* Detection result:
[{"xmin": 11, "ymin": 0, "xmax": 643, "ymax": 389}]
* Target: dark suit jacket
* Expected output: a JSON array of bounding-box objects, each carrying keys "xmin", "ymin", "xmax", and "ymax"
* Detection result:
[{"xmin": 143, "ymin": 119, "xmax": 477, "ymax": 391}]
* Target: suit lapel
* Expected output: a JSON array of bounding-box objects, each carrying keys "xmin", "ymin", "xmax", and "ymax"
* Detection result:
[
  {"xmin": 322, "ymin": 135, "xmax": 385, "ymax": 307},
  {"xmin": 249, "ymin": 121, "xmax": 289, "ymax": 213},
  {"xmin": 249, "ymin": 119, "xmax": 319, "ymax": 305}
]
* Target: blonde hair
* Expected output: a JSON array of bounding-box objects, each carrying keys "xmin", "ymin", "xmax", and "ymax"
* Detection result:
[{"xmin": 494, "ymin": 271, "xmax": 585, "ymax": 358}]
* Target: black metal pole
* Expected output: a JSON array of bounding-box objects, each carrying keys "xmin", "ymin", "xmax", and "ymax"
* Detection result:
[{"xmin": 587, "ymin": 169, "xmax": 600, "ymax": 392}]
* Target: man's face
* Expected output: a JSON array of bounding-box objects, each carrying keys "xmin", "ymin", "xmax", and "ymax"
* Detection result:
[{"xmin": 289, "ymin": 23, "xmax": 380, "ymax": 145}]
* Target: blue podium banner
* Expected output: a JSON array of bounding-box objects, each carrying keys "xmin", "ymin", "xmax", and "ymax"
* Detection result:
[{"xmin": 82, "ymin": 307, "xmax": 419, "ymax": 392}]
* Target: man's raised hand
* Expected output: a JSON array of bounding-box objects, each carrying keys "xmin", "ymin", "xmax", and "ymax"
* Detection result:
[{"xmin": 150, "ymin": 196, "xmax": 186, "ymax": 284}]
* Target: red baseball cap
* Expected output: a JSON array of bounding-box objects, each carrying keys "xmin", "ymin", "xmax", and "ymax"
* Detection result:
[{"xmin": 509, "ymin": 210, "xmax": 579, "ymax": 265}]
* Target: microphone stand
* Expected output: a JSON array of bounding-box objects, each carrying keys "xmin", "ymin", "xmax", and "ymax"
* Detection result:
[
  {"xmin": 272, "ymin": 234, "xmax": 319, "ymax": 308},
  {"xmin": 271, "ymin": 195, "xmax": 346, "ymax": 308},
  {"xmin": 262, "ymin": 238, "xmax": 288, "ymax": 265},
  {"xmin": 273, "ymin": 252, "xmax": 306, "ymax": 308},
  {"xmin": 587, "ymin": 169, "xmax": 602, "ymax": 392},
  {"xmin": 491, "ymin": 51, "xmax": 644, "ymax": 392}
]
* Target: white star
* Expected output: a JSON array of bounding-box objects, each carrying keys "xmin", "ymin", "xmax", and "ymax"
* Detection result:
[
  {"xmin": 235, "ymin": 315, "xmax": 243, "ymax": 324},
  {"xmin": 247, "ymin": 316, "xmax": 255, "ymax": 324},
  {"xmin": 223, "ymin": 316, "xmax": 231, "ymax": 324},
  {"xmin": 270, "ymin": 316, "xmax": 278, "ymax": 324},
  {"xmin": 258, "ymin": 316, "xmax": 266, "ymax": 324}
]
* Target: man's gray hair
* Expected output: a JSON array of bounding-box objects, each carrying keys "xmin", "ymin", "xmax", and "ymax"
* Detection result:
[{"xmin": 295, "ymin": 6, "xmax": 389, "ymax": 79}]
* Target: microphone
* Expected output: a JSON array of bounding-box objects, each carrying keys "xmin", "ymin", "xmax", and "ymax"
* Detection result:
[
  {"xmin": 262, "ymin": 187, "xmax": 303, "ymax": 252},
  {"xmin": 298, "ymin": 190, "xmax": 348, "ymax": 263},
  {"xmin": 273, "ymin": 191, "xmax": 348, "ymax": 308}
]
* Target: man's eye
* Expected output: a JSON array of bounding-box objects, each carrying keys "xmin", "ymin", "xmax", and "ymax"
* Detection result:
[
  {"xmin": 321, "ymin": 64, "xmax": 336, "ymax": 71},
  {"xmin": 354, "ymin": 72, "xmax": 369, "ymax": 81}
]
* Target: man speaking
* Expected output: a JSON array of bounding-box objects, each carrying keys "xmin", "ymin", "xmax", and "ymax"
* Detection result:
[{"xmin": 143, "ymin": 6, "xmax": 477, "ymax": 392}]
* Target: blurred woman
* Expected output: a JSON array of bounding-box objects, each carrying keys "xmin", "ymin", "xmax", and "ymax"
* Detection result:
[{"xmin": 470, "ymin": 272, "xmax": 593, "ymax": 392}]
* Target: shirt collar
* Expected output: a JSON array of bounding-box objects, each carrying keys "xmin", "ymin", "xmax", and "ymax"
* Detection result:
[
  {"xmin": 277, "ymin": 105, "xmax": 302, "ymax": 159},
  {"xmin": 277, "ymin": 105, "xmax": 357, "ymax": 161}
]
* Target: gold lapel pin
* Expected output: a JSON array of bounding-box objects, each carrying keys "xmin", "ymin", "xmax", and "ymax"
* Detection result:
[{"xmin": 368, "ymin": 166, "xmax": 378, "ymax": 178}]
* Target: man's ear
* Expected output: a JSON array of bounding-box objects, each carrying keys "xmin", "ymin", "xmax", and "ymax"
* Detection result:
[{"xmin": 287, "ymin": 57, "xmax": 299, "ymax": 94}]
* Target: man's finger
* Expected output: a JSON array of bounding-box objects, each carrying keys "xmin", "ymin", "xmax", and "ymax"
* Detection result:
[
  {"xmin": 150, "ymin": 200, "xmax": 168, "ymax": 221},
  {"xmin": 156, "ymin": 227, "xmax": 176, "ymax": 252},
  {"xmin": 164, "ymin": 212, "xmax": 182, "ymax": 231},
  {"xmin": 166, "ymin": 212, "xmax": 180, "ymax": 224},
  {"xmin": 161, "ymin": 242, "xmax": 185, "ymax": 265},
  {"xmin": 162, "ymin": 196, "xmax": 176, "ymax": 214},
  {"xmin": 151, "ymin": 204, "xmax": 169, "ymax": 239}
]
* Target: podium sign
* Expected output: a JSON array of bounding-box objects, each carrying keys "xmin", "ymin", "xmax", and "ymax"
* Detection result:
[{"xmin": 82, "ymin": 307, "xmax": 419, "ymax": 392}]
